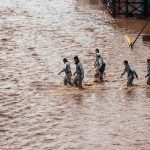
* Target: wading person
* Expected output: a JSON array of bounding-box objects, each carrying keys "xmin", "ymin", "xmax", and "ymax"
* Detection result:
[
  {"xmin": 121, "ymin": 60, "xmax": 138, "ymax": 86},
  {"xmin": 73, "ymin": 56, "xmax": 84, "ymax": 89},
  {"xmin": 94, "ymin": 48, "xmax": 100, "ymax": 67},
  {"xmin": 95, "ymin": 53, "xmax": 106, "ymax": 82},
  {"xmin": 58, "ymin": 58, "xmax": 73, "ymax": 86},
  {"xmin": 145, "ymin": 59, "xmax": 150, "ymax": 85}
]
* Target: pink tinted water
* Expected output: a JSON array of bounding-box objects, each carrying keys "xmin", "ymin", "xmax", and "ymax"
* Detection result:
[{"xmin": 0, "ymin": 0, "xmax": 150, "ymax": 149}]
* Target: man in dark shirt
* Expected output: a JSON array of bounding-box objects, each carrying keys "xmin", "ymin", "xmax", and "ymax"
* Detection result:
[
  {"xmin": 94, "ymin": 48, "xmax": 100, "ymax": 67},
  {"xmin": 73, "ymin": 56, "xmax": 84, "ymax": 89}
]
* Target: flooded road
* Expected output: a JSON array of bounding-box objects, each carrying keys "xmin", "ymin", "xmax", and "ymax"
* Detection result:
[{"xmin": 0, "ymin": 0, "xmax": 150, "ymax": 149}]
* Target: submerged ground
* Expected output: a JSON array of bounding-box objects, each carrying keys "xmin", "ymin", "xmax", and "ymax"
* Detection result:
[{"xmin": 0, "ymin": 0, "xmax": 150, "ymax": 149}]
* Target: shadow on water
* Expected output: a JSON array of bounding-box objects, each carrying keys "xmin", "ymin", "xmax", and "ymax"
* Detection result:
[
  {"xmin": 73, "ymin": 93, "xmax": 83, "ymax": 105},
  {"xmin": 145, "ymin": 88, "xmax": 150, "ymax": 98},
  {"xmin": 125, "ymin": 88, "xmax": 136, "ymax": 99}
]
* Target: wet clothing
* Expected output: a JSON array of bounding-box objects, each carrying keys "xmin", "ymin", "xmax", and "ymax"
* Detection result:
[
  {"xmin": 60, "ymin": 62, "xmax": 73, "ymax": 86},
  {"xmin": 94, "ymin": 55, "xmax": 99, "ymax": 67},
  {"xmin": 73, "ymin": 62, "xmax": 84, "ymax": 88},
  {"xmin": 94, "ymin": 53, "xmax": 102, "ymax": 67},
  {"xmin": 121, "ymin": 64, "xmax": 138, "ymax": 86},
  {"xmin": 73, "ymin": 74, "xmax": 83, "ymax": 88},
  {"xmin": 64, "ymin": 72, "xmax": 73, "ymax": 86},
  {"xmin": 147, "ymin": 77, "xmax": 150, "ymax": 85},
  {"xmin": 62, "ymin": 62, "xmax": 71, "ymax": 74},
  {"xmin": 146, "ymin": 64, "xmax": 150, "ymax": 85},
  {"xmin": 127, "ymin": 75, "xmax": 134, "ymax": 86},
  {"xmin": 95, "ymin": 57, "xmax": 106, "ymax": 81}
]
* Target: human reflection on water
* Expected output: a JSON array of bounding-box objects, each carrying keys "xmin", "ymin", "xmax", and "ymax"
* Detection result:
[
  {"xmin": 123, "ymin": 88, "xmax": 136, "ymax": 101},
  {"xmin": 89, "ymin": 0, "xmax": 99, "ymax": 5},
  {"xmin": 73, "ymin": 93, "xmax": 83, "ymax": 105},
  {"xmin": 145, "ymin": 88, "xmax": 150, "ymax": 98},
  {"xmin": 126, "ymin": 89, "xmax": 135, "ymax": 97}
]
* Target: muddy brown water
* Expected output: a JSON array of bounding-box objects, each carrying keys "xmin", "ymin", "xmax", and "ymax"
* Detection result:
[{"xmin": 0, "ymin": 0, "xmax": 150, "ymax": 150}]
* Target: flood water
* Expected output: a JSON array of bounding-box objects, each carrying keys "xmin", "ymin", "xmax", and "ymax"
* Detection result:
[{"xmin": 0, "ymin": 0, "xmax": 150, "ymax": 149}]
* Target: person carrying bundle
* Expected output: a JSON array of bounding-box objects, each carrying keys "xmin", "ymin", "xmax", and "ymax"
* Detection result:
[{"xmin": 95, "ymin": 53, "xmax": 106, "ymax": 82}]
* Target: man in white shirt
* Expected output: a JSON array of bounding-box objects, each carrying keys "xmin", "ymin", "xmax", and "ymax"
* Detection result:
[{"xmin": 58, "ymin": 58, "xmax": 73, "ymax": 86}]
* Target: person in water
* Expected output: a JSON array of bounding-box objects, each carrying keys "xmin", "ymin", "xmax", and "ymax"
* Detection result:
[
  {"xmin": 94, "ymin": 48, "xmax": 100, "ymax": 67},
  {"xmin": 145, "ymin": 59, "xmax": 150, "ymax": 85},
  {"xmin": 73, "ymin": 56, "xmax": 84, "ymax": 89},
  {"xmin": 58, "ymin": 58, "xmax": 73, "ymax": 86},
  {"xmin": 94, "ymin": 48, "xmax": 100, "ymax": 79},
  {"xmin": 121, "ymin": 60, "xmax": 138, "ymax": 86},
  {"xmin": 95, "ymin": 53, "xmax": 106, "ymax": 82}
]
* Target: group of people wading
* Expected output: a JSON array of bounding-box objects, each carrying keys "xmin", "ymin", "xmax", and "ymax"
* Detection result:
[{"xmin": 58, "ymin": 48, "xmax": 150, "ymax": 89}]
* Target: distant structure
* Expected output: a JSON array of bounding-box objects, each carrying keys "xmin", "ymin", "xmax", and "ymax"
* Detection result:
[
  {"xmin": 102, "ymin": 0, "xmax": 150, "ymax": 18},
  {"xmin": 147, "ymin": 0, "xmax": 150, "ymax": 15}
]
